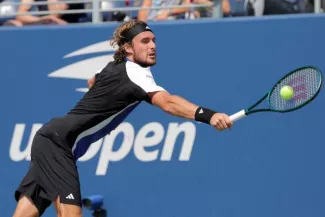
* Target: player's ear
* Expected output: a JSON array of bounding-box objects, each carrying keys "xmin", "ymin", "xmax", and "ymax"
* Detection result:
[{"xmin": 124, "ymin": 43, "xmax": 133, "ymax": 55}]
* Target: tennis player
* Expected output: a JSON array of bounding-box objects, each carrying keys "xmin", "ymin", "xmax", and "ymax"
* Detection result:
[{"xmin": 12, "ymin": 20, "xmax": 233, "ymax": 217}]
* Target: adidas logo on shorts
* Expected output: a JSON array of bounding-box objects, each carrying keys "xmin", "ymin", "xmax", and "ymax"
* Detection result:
[{"xmin": 66, "ymin": 193, "xmax": 74, "ymax": 200}]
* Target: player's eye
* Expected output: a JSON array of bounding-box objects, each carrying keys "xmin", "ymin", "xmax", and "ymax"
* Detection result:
[{"xmin": 141, "ymin": 38, "xmax": 150, "ymax": 44}]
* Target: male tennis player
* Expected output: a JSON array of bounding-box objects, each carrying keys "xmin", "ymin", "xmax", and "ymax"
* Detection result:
[{"xmin": 12, "ymin": 20, "xmax": 233, "ymax": 217}]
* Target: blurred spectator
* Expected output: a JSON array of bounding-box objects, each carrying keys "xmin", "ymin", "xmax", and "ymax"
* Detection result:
[
  {"xmin": 221, "ymin": 0, "xmax": 231, "ymax": 15},
  {"xmin": 245, "ymin": 0, "xmax": 316, "ymax": 15},
  {"xmin": 2, "ymin": 19, "xmax": 23, "ymax": 26},
  {"xmin": 100, "ymin": 0, "xmax": 131, "ymax": 22},
  {"xmin": 304, "ymin": 0, "xmax": 325, "ymax": 12},
  {"xmin": 15, "ymin": 0, "xmax": 68, "ymax": 25},
  {"xmin": 138, "ymin": 0, "xmax": 192, "ymax": 21},
  {"xmin": 0, "ymin": 0, "xmax": 21, "ymax": 26},
  {"xmin": 192, "ymin": 0, "xmax": 232, "ymax": 17},
  {"xmin": 11, "ymin": 0, "xmax": 87, "ymax": 26},
  {"xmin": 59, "ymin": 0, "xmax": 87, "ymax": 23}
]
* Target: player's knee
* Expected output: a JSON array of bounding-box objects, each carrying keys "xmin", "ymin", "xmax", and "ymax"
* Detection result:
[{"xmin": 13, "ymin": 195, "xmax": 39, "ymax": 217}]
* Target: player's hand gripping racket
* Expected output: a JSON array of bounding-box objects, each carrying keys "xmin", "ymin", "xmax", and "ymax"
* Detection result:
[{"xmin": 230, "ymin": 66, "xmax": 323, "ymax": 122}]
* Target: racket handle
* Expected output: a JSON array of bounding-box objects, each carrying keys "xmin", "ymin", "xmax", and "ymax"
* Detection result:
[{"xmin": 230, "ymin": 109, "xmax": 247, "ymax": 122}]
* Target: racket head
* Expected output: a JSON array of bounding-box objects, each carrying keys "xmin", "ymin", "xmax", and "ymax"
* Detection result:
[{"xmin": 267, "ymin": 66, "xmax": 323, "ymax": 113}]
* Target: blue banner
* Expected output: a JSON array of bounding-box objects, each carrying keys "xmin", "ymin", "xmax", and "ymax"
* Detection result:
[{"xmin": 1, "ymin": 15, "xmax": 325, "ymax": 217}]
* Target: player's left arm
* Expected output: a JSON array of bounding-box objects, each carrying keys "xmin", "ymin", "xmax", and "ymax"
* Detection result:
[
  {"xmin": 87, "ymin": 76, "xmax": 96, "ymax": 89},
  {"xmin": 88, "ymin": 70, "xmax": 103, "ymax": 89}
]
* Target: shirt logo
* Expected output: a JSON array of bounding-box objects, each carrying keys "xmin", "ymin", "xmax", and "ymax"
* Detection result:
[{"xmin": 66, "ymin": 193, "xmax": 75, "ymax": 200}]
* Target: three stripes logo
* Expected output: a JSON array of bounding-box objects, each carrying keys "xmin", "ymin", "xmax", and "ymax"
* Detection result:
[{"xmin": 66, "ymin": 193, "xmax": 75, "ymax": 200}]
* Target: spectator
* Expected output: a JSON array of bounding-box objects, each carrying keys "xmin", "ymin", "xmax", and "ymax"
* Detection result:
[
  {"xmin": 245, "ymin": 0, "xmax": 314, "ymax": 16},
  {"xmin": 59, "ymin": 0, "xmax": 87, "ymax": 23},
  {"xmin": 138, "ymin": 0, "xmax": 191, "ymax": 21},
  {"xmin": 100, "ymin": 0, "xmax": 131, "ymax": 22},
  {"xmin": 2, "ymin": 19, "xmax": 24, "ymax": 26},
  {"xmin": 192, "ymin": 0, "xmax": 231, "ymax": 17},
  {"xmin": 0, "ymin": 0, "xmax": 22, "ymax": 26},
  {"xmin": 15, "ymin": 0, "xmax": 67, "ymax": 25}
]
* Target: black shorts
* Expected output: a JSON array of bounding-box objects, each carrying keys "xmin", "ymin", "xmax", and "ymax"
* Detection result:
[{"xmin": 15, "ymin": 133, "xmax": 82, "ymax": 215}]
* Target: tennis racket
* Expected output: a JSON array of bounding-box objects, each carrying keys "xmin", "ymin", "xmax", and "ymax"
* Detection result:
[{"xmin": 230, "ymin": 66, "xmax": 323, "ymax": 122}]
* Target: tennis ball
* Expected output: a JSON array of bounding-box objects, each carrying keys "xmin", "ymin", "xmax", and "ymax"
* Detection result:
[{"xmin": 280, "ymin": 85, "xmax": 294, "ymax": 100}]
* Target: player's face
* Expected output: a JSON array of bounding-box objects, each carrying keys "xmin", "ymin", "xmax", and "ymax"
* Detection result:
[{"xmin": 129, "ymin": 31, "xmax": 156, "ymax": 67}]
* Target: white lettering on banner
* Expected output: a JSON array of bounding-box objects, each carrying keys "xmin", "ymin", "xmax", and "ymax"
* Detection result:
[
  {"xmin": 134, "ymin": 122, "xmax": 164, "ymax": 162},
  {"xmin": 161, "ymin": 122, "xmax": 195, "ymax": 161},
  {"xmin": 9, "ymin": 123, "xmax": 43, "ymax": 161},
  {"xmin": 96, "ymin": 122, "xmax": 135, "ymax": 175},
  {"xmin": 9, "ymin": 122, "xmax": 196, "ymax": 175}
]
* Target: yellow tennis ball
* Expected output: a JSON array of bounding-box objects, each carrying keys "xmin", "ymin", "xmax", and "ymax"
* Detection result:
[{"xmin": 280, "ymin": 85, "xmax": 294, "ymax": 100}]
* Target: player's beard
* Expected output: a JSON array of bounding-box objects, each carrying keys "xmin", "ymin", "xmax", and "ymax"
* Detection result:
[{"xmin": 133, "ymin": 52, "xmax": 156, "ymax": 68}]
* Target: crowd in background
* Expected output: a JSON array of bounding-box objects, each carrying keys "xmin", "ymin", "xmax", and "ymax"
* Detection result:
[{"xmin": 0, "ymin": 0, "xmax": 323, "ymax": 27}]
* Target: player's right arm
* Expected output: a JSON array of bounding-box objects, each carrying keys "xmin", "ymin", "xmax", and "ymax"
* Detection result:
[
  {"xmin": 126, "ymin": 62, "xmax": 232, "ymax": 131},
  {"xmin": 149, "ymin": 91, "xmax": 233, "ymax": 131}
]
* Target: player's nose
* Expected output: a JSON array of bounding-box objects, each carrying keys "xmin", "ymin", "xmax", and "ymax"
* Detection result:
[{"xmin": 149, "ymin": 40, "xmax": 156, "ymax": 49}]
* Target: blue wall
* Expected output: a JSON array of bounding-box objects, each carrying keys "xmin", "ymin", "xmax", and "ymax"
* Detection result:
[{"xmin": 1, "ymin": 14, "xmax": 325, "ymax": 217}]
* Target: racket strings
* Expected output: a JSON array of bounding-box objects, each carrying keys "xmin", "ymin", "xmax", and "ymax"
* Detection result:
[{"xmin": 269, "ymin": 68, "xmax": 322, "ymax": 111}]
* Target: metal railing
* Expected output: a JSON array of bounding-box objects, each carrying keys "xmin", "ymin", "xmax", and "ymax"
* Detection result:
[
  {"xmin": 315, "ymin": 0, "xmax": 323, "ymax": 13},
  {"xmin": 0, "ymin": 0, "xmax": 222, "ymax": 24},
  {"xmin": 0, "ymin": 0, "xmax": 323, "ymax": 24}
]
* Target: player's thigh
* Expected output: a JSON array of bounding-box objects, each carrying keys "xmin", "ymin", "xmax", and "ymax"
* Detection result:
[
  {"xmin": 13, "ymin": 195, "xmax": 39, "ymax": 217},
  {"xmin": 53, "ymin": 196, "xmax": 82, "ymax": 217}
]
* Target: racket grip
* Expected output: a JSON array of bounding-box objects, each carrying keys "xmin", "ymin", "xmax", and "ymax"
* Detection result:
[{"xmin": 230, "ymin": 109, "xmax": 247, "ymax": 122}]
